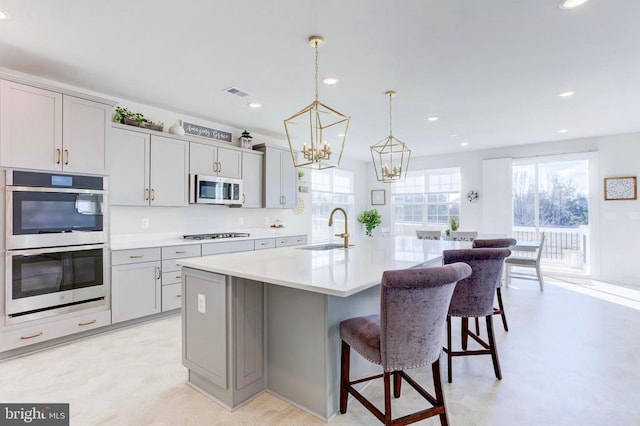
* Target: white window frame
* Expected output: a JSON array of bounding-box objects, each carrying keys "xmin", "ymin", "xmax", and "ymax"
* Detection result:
[{"xmin": 311, "ymin": 168, "xmax": 355, "ymax": 243}]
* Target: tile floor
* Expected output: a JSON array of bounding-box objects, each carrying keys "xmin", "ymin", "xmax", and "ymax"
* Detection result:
[{"xmin": 1, "ymin": 278, "xmax": 639, "ymax": 425}]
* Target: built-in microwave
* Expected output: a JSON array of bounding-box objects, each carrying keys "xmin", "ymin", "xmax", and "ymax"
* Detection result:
[
  {"xmin": 6, "ymin": 170, "xmax": 105, "ymax": 249},
  {"xmin": 189, "ymin": 174, "xmax": 243, "ymax": 205}
]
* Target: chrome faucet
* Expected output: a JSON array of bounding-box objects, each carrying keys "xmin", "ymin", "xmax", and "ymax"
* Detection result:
[{"xmin": 328, "ymin": 207, "xmax": 349, "ymax": 248}]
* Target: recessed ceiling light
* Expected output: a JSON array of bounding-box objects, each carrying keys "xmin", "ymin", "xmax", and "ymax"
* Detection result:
[
  {"xmin": 559, "ymin": 0, "xmax": 590, "ymax": 10},
  {"xmin": 427, "ymin": 116, "xmax": 439, "ymax": 122},
  {"xmin": 460, "ymin": 142, "xmax": 469, "ymax": 147},
  {"xmin": 248, "ymin": 102, "xmax": 262, "ymax": 109},
  {"xmin": 322, "ymin": 76, "xmax": 338, "ymax": 85},
  {"xmin": 559, "ymin": 90, "xmax": 576, "ymax": 97},
  {"xmin": 0, "ymin": 9, "xmax": 11, "ymax": 20},
  {"xmin": 558, "ymin": 129, "xmax": 569, "ymax": 133},
  {"xmin": 337, "ymin": 133, "xmax": 345, "ymax": 137}
]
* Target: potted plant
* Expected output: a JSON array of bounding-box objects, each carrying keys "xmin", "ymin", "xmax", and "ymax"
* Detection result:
[
  {"xmin": 444, "ymin": 216, "xmax": 459, "ymax": 238},
  {"xmin": 357, "ymin": 209, "xmax": 382, "ymax": 237},
  {"xmin": 113, "ymin": 106, "xmax": 164, "ymax": 131}
]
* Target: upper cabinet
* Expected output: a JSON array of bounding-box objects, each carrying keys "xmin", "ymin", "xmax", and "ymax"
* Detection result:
[
  {"xmin": 241, "ymin": 151, "xmax": 263, "ymax": 208},
  {"xmin": 110, "ymin": 127, "xmax": 188, "ymax": 206},
  {"xmin": 254, "ymin": 144, "xmax": 297, "ymax": 209},
  {"xmin": 0, "ymin": 80, "xmax": 109, "ymax": 174},
  {"xmin": 190, "ymin": 142, "xmax": 242, "ymax": 179}
]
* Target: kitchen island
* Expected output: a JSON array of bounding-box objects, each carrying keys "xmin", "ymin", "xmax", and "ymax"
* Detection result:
[{"xmin": 178, "ymin": 237, "xmax": 468, "ymax": 420}]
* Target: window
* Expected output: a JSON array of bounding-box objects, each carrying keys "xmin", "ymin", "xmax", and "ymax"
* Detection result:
[
  {"xmin": 311, "ymin": 169, "xmax": 355, "ymax": 242},
  {"xmin": 391, "ymin": 168, "xmax": 460, "ymax": 236}
]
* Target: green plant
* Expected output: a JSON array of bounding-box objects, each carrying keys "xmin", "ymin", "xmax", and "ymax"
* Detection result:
[
  {"xmin": 445, "ymin": 216, "xmax": 459, "ymax": 237},
  {"xmin": 357, "ymin": 209, "xmax": 382, "ymax": 237},
  {"xmin": 297, "ymin": 169, "xmax": 305, "ymax": 178},
  {"xmin": 113, "ymin": 106, "xmax": 162, "ymax": 127}
]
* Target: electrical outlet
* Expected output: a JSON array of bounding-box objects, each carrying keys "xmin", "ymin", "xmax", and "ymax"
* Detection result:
[
  {"xmin": 238, "ymin": 216, "xmax": 244, "ymax": 225},
  {"xmin": 197, "ymin": 294, "xmax": 206, "ymax": 314},
  {"xmin": 141, "ymin": 218, "xmax": 150, "ymax": 229}
]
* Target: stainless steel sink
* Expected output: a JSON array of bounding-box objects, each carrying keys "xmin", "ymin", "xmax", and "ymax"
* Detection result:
[{"xmin": 298, "ymin": 243, "xmax": 354, "ymax": 251}]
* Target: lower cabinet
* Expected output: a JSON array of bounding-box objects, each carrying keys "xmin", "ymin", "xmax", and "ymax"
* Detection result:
[
  {"xmin": 111, "ymin": 248, "xmax": 162, "ymax": 323},
  {"xmin": 0, "ymin": 310, "xmax": 111, "ymax": 353},
  {"xmin": 182, "ymin": 268, "xmax": 264, "ymax": 404}
]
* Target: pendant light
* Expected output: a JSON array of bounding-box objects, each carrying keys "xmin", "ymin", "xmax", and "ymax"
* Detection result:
[
  {"xmin": 370, "ymin": 91, "xmax": 411, "ymax": 182},
  {"xmin": 284, "ymin": 35, "xmax": 350, "ymax": 169}
]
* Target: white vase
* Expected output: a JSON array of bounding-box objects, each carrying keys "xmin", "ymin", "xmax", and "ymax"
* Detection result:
[{"xmin": 168, "ymin": 121, "xmax": 185, "ymax": 136}]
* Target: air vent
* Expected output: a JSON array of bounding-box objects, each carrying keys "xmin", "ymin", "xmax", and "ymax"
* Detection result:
[{"xmin": 224, "ymin": 87, "xmax": 251, "ymax": 97}]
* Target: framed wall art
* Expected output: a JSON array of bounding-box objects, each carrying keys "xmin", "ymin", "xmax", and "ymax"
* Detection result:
[
  {"xmin": 371, "ymin": 189, "xmax": 386, "ymax": 206},
  {"xmin": 604, "ymin": 176, "xmax": 637, "ymax": 201}
]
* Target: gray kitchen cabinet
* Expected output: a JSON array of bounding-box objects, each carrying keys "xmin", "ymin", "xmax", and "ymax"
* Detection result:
[
  {"xmin": 190, "ymin": 141, "xmax": 242, "ymax": 179},
  {"xmin": 241, "ymin": 150, "xmax": 263, "ymax": 208},
  {"xmin": 182, "ymin": 268, "xmax": 264, "ymax": 404},
  {"xmin": 275, "ymin": 235, "xmax": 308, "ymax": 247},
  {"xmin": 111, "ymin": 248, "xmax": 162, "ymax": 323},
  {"xmin": 254, "ymin": 238, "xmax": 276, "ymax": 250},
  {"xmin": 201, "ymin": 240, "xmax": 255, "ymax": 256},
  {"xmin": 110, "ymin": 127, "xmax": 188, "ymax": 206},
  {"xmin": 0, "ymin": 80, "xmax": 109, "ymax": 174},
  {"xmin": 160, "ymin": 244, "xmax": 201, "ymax": 312},
  {"xmin": 254, "ymin": 144, "xmax": 297, "ymax": 208}
]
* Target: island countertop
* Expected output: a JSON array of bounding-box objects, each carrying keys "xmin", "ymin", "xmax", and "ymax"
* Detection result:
[{"xmin": 177, "ymin": 237, "xmax": 470, "ymax": 297}]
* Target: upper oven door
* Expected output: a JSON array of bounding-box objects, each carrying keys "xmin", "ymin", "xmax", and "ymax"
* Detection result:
[{"xmin": 6, "ymin": 186, "xmax": 105, "ymax": 249}]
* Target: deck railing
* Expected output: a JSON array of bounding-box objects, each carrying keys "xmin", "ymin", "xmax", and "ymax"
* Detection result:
[{"xmin": 513, "ymin": 227, "xmax": 587, "ymax": 269}]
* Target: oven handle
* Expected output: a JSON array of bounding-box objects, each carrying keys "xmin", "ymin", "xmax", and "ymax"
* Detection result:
[
  {"xmin": 6, "ymin": 186, "xmax": 105, "ymax": 195},
  {"xmin": 6, "ymin": 244, "xmax": 106, "ymax": 256}
]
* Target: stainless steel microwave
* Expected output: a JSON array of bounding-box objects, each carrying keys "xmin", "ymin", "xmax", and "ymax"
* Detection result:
[{"xmin": 189, "ymin": 174, "xmax": 243, "ymax": 205}]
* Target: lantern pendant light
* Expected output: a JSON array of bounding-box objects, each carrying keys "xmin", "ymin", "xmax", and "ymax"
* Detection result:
[
  {"xmin": 370, "ymin": 91, "xmax": 411, "ymax": 182},
  {"xmin": 284, "ymin": 35, "xmax": 350, "ymax": 169}
]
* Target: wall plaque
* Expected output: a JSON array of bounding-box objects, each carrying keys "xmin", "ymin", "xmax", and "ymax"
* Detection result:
[{"xmin": 183, "ymin": 122, "xmax": 232, "ymax": 143}]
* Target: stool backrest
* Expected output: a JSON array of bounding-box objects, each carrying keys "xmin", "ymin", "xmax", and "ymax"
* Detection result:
[
  {"xmin": 380, "ymin": 263, "xmax": 472, "ymax": 371},
  {"xmin": 472, "ymin": 238, "xmax": 517, "ymax": 248},
  {"xmin": 443, "ymin": 248, "xmax": 511, "ymax": 317}
]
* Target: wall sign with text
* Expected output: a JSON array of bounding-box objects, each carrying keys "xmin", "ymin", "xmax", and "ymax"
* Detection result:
[{"xmin": 183, "ymin": 122, "xmax": 232, "ymax": 143}]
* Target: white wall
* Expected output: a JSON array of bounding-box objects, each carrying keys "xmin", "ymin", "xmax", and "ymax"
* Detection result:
[{"xmin": 367, "ymin": 133, "xmax": 639, "ymax": 285}]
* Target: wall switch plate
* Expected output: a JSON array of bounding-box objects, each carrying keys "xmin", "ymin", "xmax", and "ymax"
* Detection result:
[{"xmin": 197, "ymin": 293, "xmax": 206, "ymax": 314}]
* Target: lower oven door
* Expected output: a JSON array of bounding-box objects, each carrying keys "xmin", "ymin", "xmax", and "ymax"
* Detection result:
[{"xmin": 6, "ymin": 244, "xmax": 106, "ymax": 318}]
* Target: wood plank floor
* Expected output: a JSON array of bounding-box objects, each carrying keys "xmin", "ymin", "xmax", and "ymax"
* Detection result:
[{"xmin": 1, "ymin": 278, "xmax": 639, "ymax": 425}]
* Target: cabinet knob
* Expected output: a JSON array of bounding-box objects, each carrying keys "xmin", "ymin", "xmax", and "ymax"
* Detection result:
[
  {"xmin": 175, "ymin": 250, "xmax": 186, "ymax": 254},
  {"xmin": 129, "ymin": 255, "xmax": 144, "ymax": 259}
]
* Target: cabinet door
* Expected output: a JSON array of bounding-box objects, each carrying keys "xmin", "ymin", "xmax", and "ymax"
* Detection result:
[
  {"xmin": 189, "ymin": 142, "xmax": 216, "ymax": 175},
  {"xmin": 242, "ymin": 151, "xmax": 263, "ymax": 208},
  {"xmin": 217, "ymin": 146, "xmax": 242, "ymax": 179},
  {"xmin": 280, "ymin": 150, "xmax": 298, "ymax": 208},
  {"xmin": 263, "ymin": 147, "xmax": 283, "ymax": 208},
  {"xmin": 0, "ymin": 80, "xmax": 63, "ymax": 171},
  {"xmin": 110, "ymin": 128, "xmax": 150, "ymax": 206},
  {"xmin": 111, "ymin": 261, "xmax": 161, "ymax": 323},
  {"xmin": 150, "ymin": 135, "xmax": 188, "ymax": 206},
  {"xmin": 62, "ymin": 96, "xmax": 109, "ymax": 174}
]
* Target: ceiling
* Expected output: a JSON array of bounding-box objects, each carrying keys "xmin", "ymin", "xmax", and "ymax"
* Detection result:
[{"xmin": 0, "ymin": 0, "xmax": 638, "ymax": 161}]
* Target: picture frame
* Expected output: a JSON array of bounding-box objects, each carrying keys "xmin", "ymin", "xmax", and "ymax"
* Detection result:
[
  {"xmin": 604, "ymin": 176, "xmax": 637, "ymax": 201},
  {"xmin": 371, "ymin": 189, "xmax": 386, "ymax": 206}
]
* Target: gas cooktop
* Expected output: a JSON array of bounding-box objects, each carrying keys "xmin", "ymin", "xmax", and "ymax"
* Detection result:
[{"xmin": 183, "ymin": 232, "xmax": 251, "ymax": 240}]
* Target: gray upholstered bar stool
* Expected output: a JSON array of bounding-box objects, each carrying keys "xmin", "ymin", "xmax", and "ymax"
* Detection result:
[
  {"xmin": 442, "ymin": 248, "xmax": 511, "ymax": 383},
  {"xmin": 472, "ymin": 238, "xmax": 517, "ymax": 332},
  {"xmin": 339, "ymin": 263, "xmax": 472, "ymax": 426}
]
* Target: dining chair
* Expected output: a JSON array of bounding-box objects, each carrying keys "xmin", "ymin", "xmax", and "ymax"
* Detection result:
[
  {"xmin": 505, "ymin": 233, "xmax": 546, "ymax": 292},
  {"xmin": 416, "ymin": 230, "xmax": 441, "ymax": 240},
  {"xmin": 442, "ymin": 248, "xmax": 511, "ymax": 383},
  {"xmin": 450, "ymin": 231, "xmax": 478, "ymax": 242},
  {"xmin": 472, "ymin": 238, "xmax": 517, "ymax": 332},
  {"xmin": 339, "ymin": 263, "xmax": 472, "ymax": 426}
]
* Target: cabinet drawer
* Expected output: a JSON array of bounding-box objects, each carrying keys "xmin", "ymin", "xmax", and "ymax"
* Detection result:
[
  {"xmin": 0, "ymin": 310, "xmax": 111, "ymax": 352},
  {"xmin": 202, "ymin": 240, "xmax": 255, "ymax": 256},
  {"xmin": 112, "ymin": 247, "xmax": 161, "ymax": 265},
  {"xmin": 254, "ymin": 238, "xmax": 275, "ymax": 250},
  {"xmin": 276, "ymin": 235, "xmax": 308, "ymax": 247},
  {"xmin": 161, "ymin": 244, "xmax": 201, "ymax": 260},
  {"xmin": 162, "ymin": 283, "xmax": 182, "ymax": 311},
  {"xmin": 162, "ymin": 271, "xmax": 183, "ymax": 286}
]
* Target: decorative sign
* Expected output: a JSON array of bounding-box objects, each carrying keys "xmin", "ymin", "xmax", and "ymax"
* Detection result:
[
  {"xmin": 604, "ymin": 176, "xmax": 637, "ymax": 200},
  {"xmin": 183, "ymin": 122, "xmax": 232, "ymax": 143}
]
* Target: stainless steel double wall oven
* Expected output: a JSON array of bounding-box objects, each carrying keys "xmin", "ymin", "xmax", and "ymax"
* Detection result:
[{"xmin": 5, "ymin": 170, "xmax": 107, "ymax": 324}]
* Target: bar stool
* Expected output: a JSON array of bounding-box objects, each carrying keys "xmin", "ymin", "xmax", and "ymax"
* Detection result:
[
  {"xmin": 339, "ymin": 263, "xmax": 472, "ymax": 426},
  {"xmin": 472, "ymin": 238, "xmax": 517, "ymax": 332},
  {"xmin": 442, "ymin": 248, "xmax": 511, "ymax": 383}
]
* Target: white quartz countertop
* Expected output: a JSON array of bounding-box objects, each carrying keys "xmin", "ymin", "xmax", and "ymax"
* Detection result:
[
  {"xmin": 109, "ymin": 230, "xmax": 303, "ymax": 251},
  {"xmin": 177, "ymin": 237, "xmax": 471, "ymax": 297}
]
